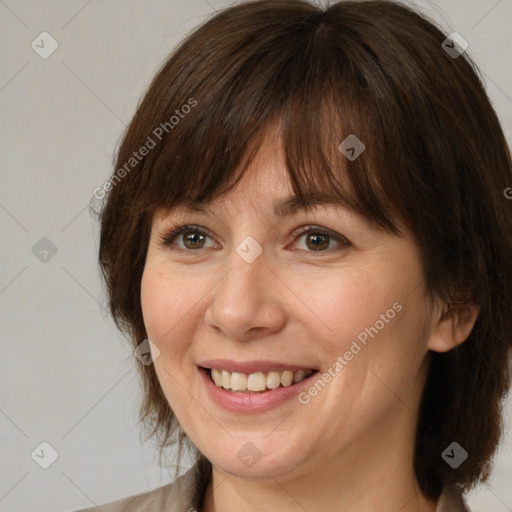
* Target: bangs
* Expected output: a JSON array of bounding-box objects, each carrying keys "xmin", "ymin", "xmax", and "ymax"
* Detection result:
[{"xmin": 130, "ymin": 7, "xmax": 413, "ymax": 238}]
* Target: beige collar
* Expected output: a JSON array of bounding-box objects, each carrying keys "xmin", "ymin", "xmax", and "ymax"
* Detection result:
[{"xmin": 75, "ymin": 457, "xmax": 471, "ymax": 511}]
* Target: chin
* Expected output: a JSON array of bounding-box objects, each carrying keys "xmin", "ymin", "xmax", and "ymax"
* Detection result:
[{"xmin": 199, "ymin": 432, "xmax": 315, "ymax": 481}]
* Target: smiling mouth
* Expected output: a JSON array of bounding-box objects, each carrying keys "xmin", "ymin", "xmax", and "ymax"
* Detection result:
[{"xmin": 203, "ymin": 367, "xmax": 317, "ymax": 393}]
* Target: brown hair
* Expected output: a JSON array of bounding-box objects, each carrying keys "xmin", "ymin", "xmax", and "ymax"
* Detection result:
[{"xmin": 96, "ymin": 0, "xmax": 512, "ymax": 499}]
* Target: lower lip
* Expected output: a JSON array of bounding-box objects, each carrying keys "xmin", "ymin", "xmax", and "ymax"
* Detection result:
[{"xmin": 198, "ymin": 367, "xmax": 318, "ymax": 414}]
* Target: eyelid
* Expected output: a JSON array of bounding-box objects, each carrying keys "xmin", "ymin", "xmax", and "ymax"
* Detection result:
[
  {"xmin": 290, "ymin": 224, "xmax": 349, "ymax": 242},
  {"xmin": 159, "ymin": 223, "xmax": 351, "ymax": 252},
  {"xmin": 289, "ymin": 224, "xmax": 351, "ymax": 251},
  {"xmin": 159, "ymin": 224, "xmax": 216, "ymax": 248}
]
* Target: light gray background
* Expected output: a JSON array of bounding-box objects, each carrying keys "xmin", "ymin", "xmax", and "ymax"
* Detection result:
[{"xmin": 0, "ymin": 1, "xmax": 511, "ymax": 511}]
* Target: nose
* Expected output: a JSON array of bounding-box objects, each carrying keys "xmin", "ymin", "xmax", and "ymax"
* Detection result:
[{"xmin": 203, "ymin": 244, "xmax": 287, "ymax": 342}]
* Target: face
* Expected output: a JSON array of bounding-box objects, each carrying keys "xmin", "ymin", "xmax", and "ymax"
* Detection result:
[{"xmin": 140, "ymin": 131, "xmax": 438, "ymax": 482}]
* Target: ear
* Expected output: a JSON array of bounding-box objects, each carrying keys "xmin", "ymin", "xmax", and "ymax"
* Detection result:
[{"xmin": 427, "ymin": 300, "xmax": 480, "ymax": 353}]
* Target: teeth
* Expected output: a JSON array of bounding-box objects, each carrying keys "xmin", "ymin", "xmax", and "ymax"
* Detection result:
[
  {"xmin": 211, "ymin": 368, "xmax": 222, "ymax": 386},
  {"xmin": 281, "ymin": 370, "xmax": 293, "ymax": 387},
  {"xmin": 221, "ymin": 370, "xmax": 231, "ymax": 389},
  {"xmin": 208, "ymin": 368, "xmax": 313, "ymax": 392},
  {"xmin": 230, "ymin": 372, "xmax": 247, "ymax": 391},
  {"xmin": 266, "ymin": 371, "xmax": 281, "ymax": 389},
  {"xmin": 247, "ymin": 372, "xmax": 267, "ymax": 391},
  {"xmin": 293, "ymin": 370, "xmax": 306, "ymax": 383}
]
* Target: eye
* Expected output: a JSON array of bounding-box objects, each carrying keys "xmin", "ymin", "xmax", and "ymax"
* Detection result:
[
  {"xmin": 159, "ymin": 223, "xmax": 351, "ymax": 253},
  {"xmin": 159, "ymin": 224, "xmax": 217, "ymax": 250},
  {"xmin": 290, "ymin": 225, "xmax": 351, "ymax": 252}
]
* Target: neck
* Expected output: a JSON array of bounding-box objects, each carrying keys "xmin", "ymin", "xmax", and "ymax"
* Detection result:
[{"xmin": 201, "ymin": 404, "xmax": 438, "ymax": 512}]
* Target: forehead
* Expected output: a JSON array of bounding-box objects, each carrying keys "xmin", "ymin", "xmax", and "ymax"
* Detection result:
[
  {"xmin": 172, "ymin": 193, "xmax": 358, "ymax": 218},
  {"xmin": 155, "ymin": 192, "xmax": 373, "ymax": 238},
  {"xmin": 152, "ymin": 119, "xmax": 402, "ymax": 236},
  {"xmin": 171, "ymin": 134, "xmax": 348, "ymax": 212},
  {"xmin": 172, "ymin": 131, "xmax": 355, "ymax": 216}
]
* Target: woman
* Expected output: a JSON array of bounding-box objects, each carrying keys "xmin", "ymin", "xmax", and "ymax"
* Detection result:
[{"xmin": 77, "ymin": 0, "xmax": 512, "ymax": 510}]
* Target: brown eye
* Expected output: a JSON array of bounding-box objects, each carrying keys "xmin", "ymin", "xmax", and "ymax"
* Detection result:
[
  {"xmin": 160, "ymin": 225, "xmax": 216, "ymax": 250},
  {"xmin": 304, "ymin": 233, "xmax": 330, "ymax": 251},
  {"xmin": 291, "ymin": 225, "xmax": 351, "ymax": 253},
  {"xmin": 181, "ymin": 230, "xmax": 207, "ymax": 249},
  {"xmin": 160, "ymin": 223, "xmax": 350, "ymax": 254}
]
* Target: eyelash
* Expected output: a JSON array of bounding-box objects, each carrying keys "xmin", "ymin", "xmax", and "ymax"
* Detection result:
[{"xmin": 159, "ymin": 223, "xmax": 351, "ymax": 253}]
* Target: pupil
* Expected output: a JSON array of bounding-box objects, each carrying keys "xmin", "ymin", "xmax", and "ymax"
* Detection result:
[
  {"xmin": 307, "ymin": 234, "xmax": 328, "ymax": 251},
  {"xmin": 185, "ymin": 232, "xmax": 204, "ymax": 248}
]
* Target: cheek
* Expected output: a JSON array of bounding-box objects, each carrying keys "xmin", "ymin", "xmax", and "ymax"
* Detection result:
[
  {"xmin": 140, "ymin": 266, "xmax": 166, "ymax": 337},
  {"xmin": 140, "ymin": 258, "xmax": 217, "ymax": 369},
  {"xmin": 293, "ymin": 268, "xmax": 402, "ymax": 356},
  {"xmin": 140, "ymin": 263, "xmax": 190, "ymax": 345},
  {"xmin": 305, "ymin": 264, "xmax": 429, "ymax": 382}
]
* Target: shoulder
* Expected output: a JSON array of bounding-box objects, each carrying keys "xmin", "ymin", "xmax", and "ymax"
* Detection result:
[
  {"xmin": 72, "ymin": 481, "xmax": 174, "ymax": 512},
  {"xmin": 436, "ymin": 486, "xmax": 472, "ymax": 512},
  {"xmin": 71, "ymin": 458, "xmax": 211, "ymax": 512}
]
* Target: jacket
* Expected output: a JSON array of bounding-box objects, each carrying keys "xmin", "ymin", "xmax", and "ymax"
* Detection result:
[{"xmin": 72, "ymin": 458, "xmax": 470, "ymax": 511}]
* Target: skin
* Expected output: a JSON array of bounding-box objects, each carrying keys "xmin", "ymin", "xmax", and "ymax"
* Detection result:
[{"xmin": 140, "ymin": 126, "xmax": 480, "ymax": 512}]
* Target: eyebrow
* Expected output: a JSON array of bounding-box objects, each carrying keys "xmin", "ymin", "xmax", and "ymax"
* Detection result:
[
  {"xmin": 272, "ymin": 194, "xmax": 356, "ymax": 217},
  {"xmin": 185, "ymin": 194, "xmax": 357, "ymax": 218}
]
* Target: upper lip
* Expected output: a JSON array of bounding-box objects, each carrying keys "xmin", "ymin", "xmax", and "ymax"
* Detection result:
[{"xmin": 199, "ymin": 359, "xmax": 317, "ymax": 374}]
